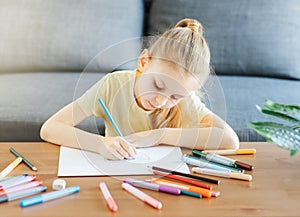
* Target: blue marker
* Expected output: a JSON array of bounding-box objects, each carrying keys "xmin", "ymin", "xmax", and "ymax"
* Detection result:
[{"xmin": 20, "ymin": 186, "xmax": 80, "ymax": 207}]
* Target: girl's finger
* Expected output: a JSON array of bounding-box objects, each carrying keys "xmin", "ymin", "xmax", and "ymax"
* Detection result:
[
  {"xmin": 109, "ymin": 146, "xmax": 126, "ymax": 160},
  {"xmin": 119, "ymin": 137, "xmax": 137, "ymax": 157},
  {"xmin": 114, "ymin": 142, "xmax": 130, "ymax": 159}
]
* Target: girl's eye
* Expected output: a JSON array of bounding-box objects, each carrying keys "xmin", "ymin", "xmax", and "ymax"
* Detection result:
[
  {"xmin": 154, "ymin": 81, "xmax": 164, "ymax": 90},
  {"xmin": 171, "ymin": 95, "xmax": 180, "ymax": 100}
]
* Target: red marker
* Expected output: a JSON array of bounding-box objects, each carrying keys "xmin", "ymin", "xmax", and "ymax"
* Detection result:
[{"xmin": 152, "ymin": 170, "xmax": 213, "ymax": 190}]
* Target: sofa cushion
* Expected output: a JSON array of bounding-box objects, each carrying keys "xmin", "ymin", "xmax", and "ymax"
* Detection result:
[
  {"xmin": 0, "ymin": 72, "xmax": 106, "ymax": 142},
  {"xmin": 0, "ymin": 0, "xmax": 143, "ymax": 73},
  {"xmin": 203, "ymin": 75, "xmax": 300, "ymax": 142},
  {"xmin": 146, "ymin": 0, "xmax": 300, "ymax": 80},
  {"xmin": 1, "ymin": 72, "xmax": 299, "ymax": 142}
]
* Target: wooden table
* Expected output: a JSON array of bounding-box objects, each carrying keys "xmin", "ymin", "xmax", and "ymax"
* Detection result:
[{"xmin": 1, "ymin": 142, "xmax": 300, "ymax": 217}]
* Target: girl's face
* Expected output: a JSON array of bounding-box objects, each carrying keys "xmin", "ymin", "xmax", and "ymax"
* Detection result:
[{"xmin": 135, "ymin": 55, "xmax": 203, "ymax": 111}]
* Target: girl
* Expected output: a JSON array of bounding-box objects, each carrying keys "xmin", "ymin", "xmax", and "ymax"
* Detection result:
[{"xmin": 40, "ymin": 18, "xmax": 239, "ymax": 160}]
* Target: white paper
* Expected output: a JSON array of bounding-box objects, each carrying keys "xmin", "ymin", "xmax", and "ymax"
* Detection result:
[{"xmin": 57, "ymin": 146, "xmax": 189, "ymax": 176}]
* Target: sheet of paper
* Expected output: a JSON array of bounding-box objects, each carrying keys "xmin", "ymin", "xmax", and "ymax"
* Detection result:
[{"xmin": 57, "ymin": 146, "xmax": 189, "ymax": 176}]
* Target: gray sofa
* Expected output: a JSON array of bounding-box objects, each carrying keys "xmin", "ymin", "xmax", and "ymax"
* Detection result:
[{"xmin": 0, "ymin": 0, "xmax": 299, "ymax": 142}]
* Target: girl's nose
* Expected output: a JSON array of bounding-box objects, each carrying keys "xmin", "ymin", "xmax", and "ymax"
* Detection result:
[{"xmin": 155, "ymin": 95, "xmax": 169, "ymax": 108}]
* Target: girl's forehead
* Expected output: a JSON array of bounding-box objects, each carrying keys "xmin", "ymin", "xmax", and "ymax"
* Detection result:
[{"xmin": 147, "ymin": 60, "xmax": 202, "ymax": 91}]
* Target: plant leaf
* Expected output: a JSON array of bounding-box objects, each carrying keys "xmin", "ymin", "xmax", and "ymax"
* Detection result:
[
  {"xmin": 248, "ymin": 121, "xmax": 300, "ymax": 155},
  {"xmin": 264, "ymin": 100, "xmax": 300, "ymax": 120},
  {"xmin": 290, "ymin": 150, "xmax": 297, "ymax": 156},
  {"xmin": 256, "ymin": 107, "xmax": 300, "ymax": 125}
]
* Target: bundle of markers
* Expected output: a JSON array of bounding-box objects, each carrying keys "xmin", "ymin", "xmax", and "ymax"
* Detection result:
[
  {"xmin": 99, "ymin": 148, "xmax": 256, "ymax": 212},
  {"xmin": 99, "ymin": 165, "xmax": 222, "ymax": 212},
  {"xmin": 0, "ymin": 175, "xmax": 80, "ymax": 207},
  {"xmin": 0, "ymin": 174, "xmax": 46, "ymax": 203},
  {"xmin": 184, "ymin": 148, "xmax": 255, "ymax": 181}
]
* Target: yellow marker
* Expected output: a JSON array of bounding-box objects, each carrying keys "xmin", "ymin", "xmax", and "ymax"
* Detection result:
[
  {"xmin": 0, "ymin": 157, "xmax": 23, "ymax": 178},
  {"xmin": 203, "ymin": 149, "xmax": 256, "ymax": 155}
]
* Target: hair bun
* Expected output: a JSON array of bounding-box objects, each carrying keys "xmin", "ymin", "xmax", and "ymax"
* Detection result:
[{"xmin": 175, "ymin": 18, "xmax": 203, "ymax": 35}]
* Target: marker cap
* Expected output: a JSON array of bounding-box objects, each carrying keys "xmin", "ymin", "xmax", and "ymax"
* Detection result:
[
  {"xmin": 235, "ymin": 161, "xmax": 254, "ymax": 171},
  {"xmin": 144, "ymin": 195, "xmax": 162, "ymax": 209},
  {"xmin": 20, "ymin": 195, "xmax": 43, "ymax": 207},
  {"xmin": 0, "ymin": 195, "xmax": 8, "ymax": 203}
]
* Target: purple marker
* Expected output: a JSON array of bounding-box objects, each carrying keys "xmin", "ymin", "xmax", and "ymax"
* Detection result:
[{"xmin": 123, "ymin": 178, "xmax": 180, "ymax": 195}]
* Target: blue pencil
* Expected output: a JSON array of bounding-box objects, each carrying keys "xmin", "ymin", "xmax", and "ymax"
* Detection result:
[
  {"xmin": 98, "ymin": 98, "xmax": 123, "ymax": 137},
  {"xmin": 98, "ymin": 98, "xmax": 135, "ymax": 158}
]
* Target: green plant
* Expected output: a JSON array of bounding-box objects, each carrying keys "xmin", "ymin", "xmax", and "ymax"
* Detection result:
[{"xmin": 248, "ymin": 100, "xmax": 300, "ymax": 156}]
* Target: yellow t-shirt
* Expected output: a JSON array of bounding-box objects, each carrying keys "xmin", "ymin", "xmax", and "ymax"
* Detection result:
[{"xmin": 76, "ymin": 70, "xmax": 211, "ymax": 137}]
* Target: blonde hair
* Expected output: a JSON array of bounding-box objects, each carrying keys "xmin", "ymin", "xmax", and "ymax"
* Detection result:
[{"xmin": 148, "ymin": 18, "xmax": 211, "ymax": 129}]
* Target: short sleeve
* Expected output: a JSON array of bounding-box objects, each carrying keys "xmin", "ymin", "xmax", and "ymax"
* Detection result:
[
  {"xmin": 75, "ymin": 74, "xmax": 110, "ymax": 118},
  {"xmin": 179, "ymin": 91, "xmax": 212, "ymax": 128}
]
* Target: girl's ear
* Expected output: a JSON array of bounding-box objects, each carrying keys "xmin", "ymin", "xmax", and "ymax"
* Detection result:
[{"xmin": 137, "ymin": 49, "xmax": 151, "ymax": 72}]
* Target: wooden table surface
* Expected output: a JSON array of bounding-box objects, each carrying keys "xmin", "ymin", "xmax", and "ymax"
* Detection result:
[{"xmin": 0, "ymin": 142, "xmax": 300, "ymax": 217}]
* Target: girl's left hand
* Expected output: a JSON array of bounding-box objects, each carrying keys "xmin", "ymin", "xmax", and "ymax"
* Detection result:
[{"xmin": 124, "ymin": 128, "xmax": 166, "ymax": 148}]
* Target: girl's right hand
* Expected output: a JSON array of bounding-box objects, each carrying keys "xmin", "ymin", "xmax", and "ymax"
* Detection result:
[{"xmin": 99, "ymin": 136, "xmax": 137, "ymax": 160}]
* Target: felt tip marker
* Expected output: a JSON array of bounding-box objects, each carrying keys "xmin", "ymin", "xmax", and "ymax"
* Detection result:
[
  {"xmin": 192, "ymin": 167, "xmax": 252, "ymax": 181},
  {"xmin": 0, "ymin": 180, "xmax": 43, "ymax": 196},
  {"xmin": 0, "ymin": 175, "xmax": 36, "ymax": 191},
  {"xmin": 183, "ymin": 154, "xmax": 244, "ymax": 173},
  {"xmin": 192, "ymin": 150, "xmax": 236, "ymax": 167},
  {"xmin": 0, "ymin": 186, "xmax": 47, "ymax": 203},
  {"xmin": 123, "ymin": 178, "xmax": 181, "ymax": 195},
  {"xmin": 192, "ymin": 150, "xmax": 254, "ymax": 171},
  {"xmin": 149, "ymin": 166, "xmax": 220, "ymax": 184},
  {"xmin": 202, "ymin": 149, "xmax": 256, "ymax": 155},
  {"xmin": 99, "ymin": 182, "xmax": 118, "ymax": 212},
  {"xmin": 122, "ymin": 183, "xmax": 162, "ymax": 210},
  {"xmin": 20, "ymin": 186, "xmax": 80, "ymax": 207},
  {"xmin": 182, "ymin": 154, "xmax": 231, "ymax": 173},
  {"xmin": 152, "ymin": 170, "xmax": 212, "ymax": 190},
  {"xmin": 150, "ymin": 178, "xmax": 213, "ymax": 198}
]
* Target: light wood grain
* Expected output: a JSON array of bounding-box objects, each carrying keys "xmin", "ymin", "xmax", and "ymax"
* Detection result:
[{"xmin": 1, "ymin": 142, "xmax": 300, "ymax": 217}]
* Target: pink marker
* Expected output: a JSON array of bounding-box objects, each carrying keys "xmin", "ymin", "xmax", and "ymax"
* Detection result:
[
  {"xmin": 0, "ymin": 180, "xmax": 43, "ymax": 196},
  {"xmin": 0, "ymin": 175, "xmax": 36, "ymax": 190},
  {"xmin": 99, "ymin": 182, "xmax": 118, "ymax": 212},
  {"xmin": 122, "ymin": 183, "xmax": 162, "ymax": 210}
]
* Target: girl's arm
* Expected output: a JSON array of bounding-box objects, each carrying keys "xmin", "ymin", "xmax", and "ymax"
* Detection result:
[
  {"xmin": 40, "ymin": 102, "xmax": 136, "ymax": 160},
  {"xmin": 125, "ymin": 113, "xmax": 239, "ymax": 150},
  {"xmin": 161, "ymin": 113, "xmax": 240, "ymax": 150}
]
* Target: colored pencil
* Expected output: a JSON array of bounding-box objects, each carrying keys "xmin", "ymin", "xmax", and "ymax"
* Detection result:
[
  {"xmin": 0, "ymin": 157, "xmax": 22, "ymax": 178},
  {"xmin": 98, "ymin": 98, "xmax": 135, "ymax": 158},
  {"xmin": 9, "ymin": 147, "xmax": 37, "ymax": 171}
]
